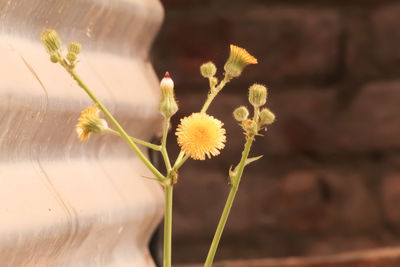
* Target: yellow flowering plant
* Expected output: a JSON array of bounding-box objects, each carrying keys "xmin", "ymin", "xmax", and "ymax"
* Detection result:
[{"xmin": 41, "ymin": 29, "xmax": 275, "ymax": 267}]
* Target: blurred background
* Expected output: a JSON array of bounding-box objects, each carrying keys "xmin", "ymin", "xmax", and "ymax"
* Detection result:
[{"xmin": 151, "ymin": 0, "xmax": 400, "ymax": 265}]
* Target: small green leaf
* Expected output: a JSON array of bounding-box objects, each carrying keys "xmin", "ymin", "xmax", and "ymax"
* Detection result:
[{"xmin": 244, "ymin": 155, "xmax": 263, "ymax": 167}]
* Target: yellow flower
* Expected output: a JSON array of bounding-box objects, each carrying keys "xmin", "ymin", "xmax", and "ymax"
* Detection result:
[
  {"xmin": 176, "ymin": 113, "xmax": 226, "ymax": 160},
  {"xmin": 224, "ymin": 45, "xmax": 258, "ymax": 78},
  {"xmin": 76, "ymin": 105, "xmax": 108, "ymax": 141}
]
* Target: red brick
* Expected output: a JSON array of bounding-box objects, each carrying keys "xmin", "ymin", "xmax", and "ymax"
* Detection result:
[
  {"xmin": 264, "ymin": 81, "xmax": 400, "ymax": 155},
  {"xmin": 177, "ymin": 247, "xmax": 400, "ymax": 267},
  {"xmin": 381, "ymin": 172, "xmax": 400, "ymax": 226},
  {"xmin": 153, "ymin": 16, "xmax": 231, "ymax": 85},
  {"xmin": 345, "ymin": 12, "xmax": 377, "ymax": 79},
  {"xmin": 228, "ymin": 7, "xmax": 341, "ymax": 83},
  {"xmin": 372, "ymin": 3, "xmax": 400, "ymax": 74}
]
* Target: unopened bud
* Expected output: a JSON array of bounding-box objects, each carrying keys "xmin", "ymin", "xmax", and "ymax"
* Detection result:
[
  {"xmin": 159, "ymin": 72, "xmax": 178, "ymax": 118},
  {"xmin": 233, "ymin": 106, "xmax": 249, "ymax": 121},
  {"xmin": 50, "ymin": 54, "xmax": 59, "ymax": 63},
  {"xmin": 66, "ymin": 52, "xmax": 77, "ymax": 63},
  {"xmin": 41, "ymin": 29, "xmax": 62, "ymax": 54},
  {"xmin": 200, "ymin": 62, "xmax": 217, "ymax": 78},
  {"xmin": 259, "ymin": 108, "xmax": 275, "ymax": 125},
  {"xmin": 68, "ymin": 42, "xmax": 82, "ymax": 54},
  {"xmin": 249, "ymin": 84, "xmax": 267, "ymax": 107},
  {"xmin": 210, "ymin": 77, "xmax": 218, "ymax": 88},
  {"xmin": 224, "ymin": 45, "xmax": 257, "ymax": 78}
]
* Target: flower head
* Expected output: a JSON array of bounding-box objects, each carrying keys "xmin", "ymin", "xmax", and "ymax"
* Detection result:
[
  {"xmin": 76, "ymin": 105, "xmax": 108, "ymax": 141},
  {"xmin": 176, "ymin": 113, "xmax": 226, "ymax": 160},
  {"xmin": 224, "ymin": 45, "xmax": 258, "ymax": 78}
]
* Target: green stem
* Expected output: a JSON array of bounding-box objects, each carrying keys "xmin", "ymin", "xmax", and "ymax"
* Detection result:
[
  {"xmin": 65, "ymin": 67, "xmax": 165, "ymax": 181},
  {"xmin": 161, "ymin": 118, "xmax": 172, "ymax": 171},
  {"xmin": 204, "ymin": 137, "xmax": 254, "ymax": 267},
  {"xmin": 104, "ymin": 128, "xmax": 161, "ymax": 151},
  {"xmin": 200, "ymin": 76, "xmax": 230, "ymax": 114},
  {"xmin": 159, "ymin": 116, "xmax": 173, "ymax": 267},
  {"xmin": 172, "ymin": 154, "xmax": 189, "ymax": 173},
  {"xmin": 163, "ymin": 184, "xmax": 173, "ymax": 267}
]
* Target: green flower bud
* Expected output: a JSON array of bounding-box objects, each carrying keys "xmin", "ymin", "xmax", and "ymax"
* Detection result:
[
  {"xmin": 249, "ymin": 84, "xmax": 267, "ymax": 107},
  {"xmin": 66, "ymin": 52, "xmax": 77, "ymax": 63},
  {"xmin": 259, "ymin": 108, "xmax": 275, "ymax": 125},
  {"xmin": 68, "ymin": 42, "xmax": 82, "ymax": 54},
  {"xmin": 233, "ymin": 106, "xmax": 249, "ymax": 121},
  {"xmin": 200, "ymin": 62, "xmax": 217, "ymax": 78},
  {"xmin": 158, "ymin": 72, "xmax": 178, "ymax": 118},
  {"xmin": 50, "ymin": 53, "xmax": 59, "ymax": 63},
  {"xmin": 224, "ymin": 45, "xmax": 257, "ymax": 78},
  {"xmin": 210, "ymin": 77, "xmax": 218, "ymax": 88},
  {"xmin": 41, "ymin": 29, "xmax": 62, "ymax": 54}
]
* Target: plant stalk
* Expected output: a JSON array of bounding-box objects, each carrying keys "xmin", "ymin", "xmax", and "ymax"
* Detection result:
[
  {"xmin": 66, "ymin": 67, "xmax": 165, "ymax": 181},
  {"xmin": 104, "ymin": 128, "xmax": 161, "ymax": 151},
  {"xmin": 163, "ymin": 184, "xmax": 173, "ymax": 267},
  {"xmin": 204, "ymin": 137, "xmax": 254, "ymax": 267}
]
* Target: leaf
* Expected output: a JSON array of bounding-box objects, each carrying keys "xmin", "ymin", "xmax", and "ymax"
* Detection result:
[
  {"xmin": 141, "ymin": 175, "xmax": 159, "ymax": 182},
  {"xmin": 244, "ymin": 155, "xmax": 263, "ymax": 167}
]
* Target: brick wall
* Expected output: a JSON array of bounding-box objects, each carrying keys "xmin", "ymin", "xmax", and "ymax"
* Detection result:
[{"xmin": 151, "ymin": 0, "xmax": 400, "ymax": 264}]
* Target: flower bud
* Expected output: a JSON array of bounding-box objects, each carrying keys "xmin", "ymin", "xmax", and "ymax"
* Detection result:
[
  {"xmin": 200, "ymin": 62, "xmax": 217, "ymax": 78},
  {"xmin": 66, "ymin": 52, "xmax": 77, "ymax": 63},
  {"xmin": 233, "ymin": 106, "xmax": 249, "ymax": 121},
  {"xmin": 249, "ymin": 84, "xmax": 267, "ymax": 107},
  {"xmin": 210, "ymin": 77, "xmax": 218, "ymax": 88},
  {"xmin": 41, "ymin": 29, "xmax": 62, "ymax": 54},
  {"xmin": 224, "ymin": 45, "xmax": 257, "ymax": 78},
  {"xmin": 242, "ymin": 119, "xmax": 258, "ymax": 136},
  {"xmin": 50, "ymin": 54, "xmax": 59, "ymax": 63},
  {"xmin": 68, "ymin": 42, "xmax": 82, "ymax": 54},
  {"xmin": 159, "ymin": 72, "xmax": 178, "ymax": 118},
  {"xmin": 259, "ymin": 108, "xmax": 275, "ymax": 125}
]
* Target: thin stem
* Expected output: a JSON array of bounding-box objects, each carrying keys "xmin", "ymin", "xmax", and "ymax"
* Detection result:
[
  {"xmin": 204, "ymin": 137, "xmax": 254, "ymax": 267},
  {"xmin": 200, "ymin": 76, "xmax": 230, "ymax": 114},
  {"xmin": 65, "ymin": 66, "xmax": 165, "ymax": 181},
  {"xmin": 161, "ymin": 118, "xmax": 172, "ymax": 171},
  {"xmin": 253, "ymin": 107, "xmax": 260, "ymax": 121},
  {"xmin": 172, "ymin": 154, "xmax": 190, "ymax": 172},
  {"xmin": 104, "ymin": 128, "xmax": 161, "ymax": 151},
  {"xmin": 163, "ymin": 184, "xmax": 173, "ymax": 267}
]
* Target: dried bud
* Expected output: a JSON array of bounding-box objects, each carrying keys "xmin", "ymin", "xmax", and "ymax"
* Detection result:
[
  {"xmin": 249, "ymin": 84, "xmax": 267, "ymax": 107},
  {"xmin": 200, "ymin": 62, "xmax": 217, "ymax": 78},
  {"xmin": 224, "ymin": 45, "xmax": 257, "ymax": 78},
  {"xmin": 76, "ymin": 105, "xmax": 109, "ymax": 142},
  {"xmin": 242, "ymin": 119, "xmax": 258, "ymax": 136},
  {"xmin": 233, "ymin": 106, "xmax": 249, "ymax": 121},
  {"xmin": 41, "ymin": 29, "xmax": 62, "ymax": 54},
  {"xmin": 159, "ymin": 72, "xmax": 178, "ymax": 118},
  {"xmin": 259, "ymin": 108, "xmax": 275, "ymax": 125}
]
